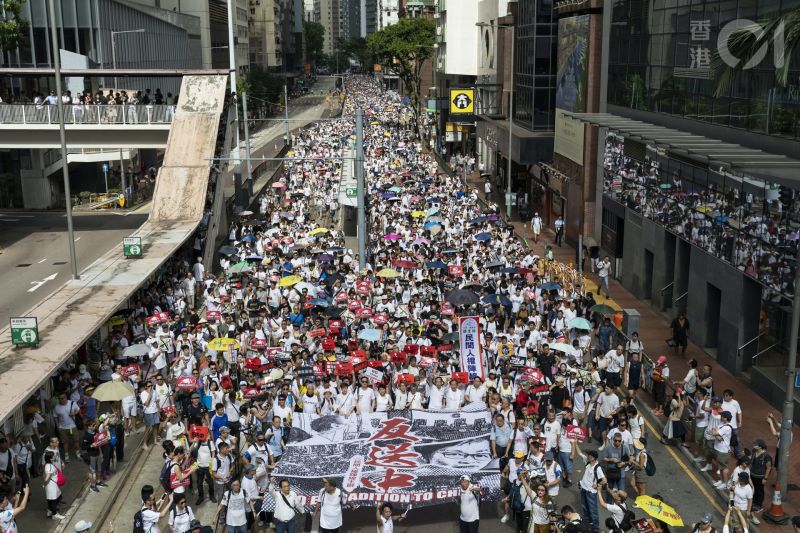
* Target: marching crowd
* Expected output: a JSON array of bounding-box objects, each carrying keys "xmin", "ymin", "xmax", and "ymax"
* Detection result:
[
  {"xmin": 0, "ymin": 76, "xmax": 793, "ymax": 533},
  {"xmin": 603, "ymin": 136, "xmax": 798, "ymax": 295}
]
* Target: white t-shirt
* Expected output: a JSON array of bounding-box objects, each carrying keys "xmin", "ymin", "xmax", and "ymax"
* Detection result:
[
  {"xmin": 53, "ymin": 402, "xmax": 77, "ymax": 429},
  {"xmin": 318, "ymin": 488, "xmax": 344, "ymax": 529},
  {"xmin": 714, "ymin": 424, "xmax": 732, "ymax": 453},
  {"xmin": 302, "ymin": 394, "xmax": 320, "ymax": 414},
  {"xmin": 356, "ymin": 387, "xmax": 375, "ymax": 413},
  {"xmin": 733, "ymin": 482, "xmax": 753, "ymax": 511},
  {"xmin": 721, "ymin": 399, "xmax": 742, "ymax": 429},
  {"xmin": 223, "ymin": 490, "xmax": 248, "ymax": 527},
  {"xmin": 168, "ymin": 506, "xmax": 195, "ymax": 533},
  {"xmin": 459, "ymin": 486, "xmax": 480, "ymax": 522},
  {"xmin": 597, "ymin": 393, "xmax": 620, "ymax": 418}
]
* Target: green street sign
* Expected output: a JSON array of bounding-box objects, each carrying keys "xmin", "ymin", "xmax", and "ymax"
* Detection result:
[
  {"xmin": 10, "ymin": 317, "xmax": 39, "ymax": 347},
  {"xmin": 123, "ymin": 237, "xmax": 143, "ymax": 258},
  {"xmin": 346, "ymin": 186, "xmax": 358, "ymax": 198}
]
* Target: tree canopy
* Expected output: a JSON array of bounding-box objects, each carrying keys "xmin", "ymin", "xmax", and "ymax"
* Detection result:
[
  {"xmin": 0, "ymin": 0, "xmax": 27, "ymax": 52},
  {"xmin": 304, "ymin": 20, "xmax": 325, "ymax": 64},
  {"xmin": 367, "ymin": 17, "xmax": 435, "ymax": 120}
]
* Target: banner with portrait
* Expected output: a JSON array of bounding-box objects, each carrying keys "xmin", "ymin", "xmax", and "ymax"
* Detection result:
[{"xmin": 262, "ymin": 408, "xmax": 501, "ymax": 512}]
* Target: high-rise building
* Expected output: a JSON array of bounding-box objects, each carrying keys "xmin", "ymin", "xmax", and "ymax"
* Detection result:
[{"xmin": 314, "ymin": 0, "xmax": 343, "ymax": 55}]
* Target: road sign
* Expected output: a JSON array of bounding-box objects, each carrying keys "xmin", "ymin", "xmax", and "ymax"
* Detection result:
[
  {"xmin": 123, "ymin": 237, "xmax": 143, "ymax": 258},
  {"xmin": 101, "ymin": 163, "xmax": 109, "ymax": 173},
  {"xmin": 10, "ymin": 317, "xmax": 39, "ymax": 347},
  {"xmin": 450, "ymin": 88, "xmax": 475, "ymax": 114},
  {"xmin": 346, "ymin": 186, "xmax": 358, "ymax": 198},
  {"xmin": 795, "ymin": 371, "xmax": 800, "ymax": 388}
]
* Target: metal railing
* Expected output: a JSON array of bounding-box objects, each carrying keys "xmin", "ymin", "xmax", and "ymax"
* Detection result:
[{"xmin": 0, "ymin": 104, "xmax": 175, "ymax": 125}]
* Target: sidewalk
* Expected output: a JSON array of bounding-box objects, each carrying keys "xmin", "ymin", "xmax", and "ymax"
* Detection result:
[{"xmin": 463, "ymin": 169, "xmax": 800, "ymax": 527}]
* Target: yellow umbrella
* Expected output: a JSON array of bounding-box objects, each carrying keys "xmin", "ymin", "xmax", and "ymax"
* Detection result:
[
  {"xmin": 411, "ymin": 210, "xmax": 426, "ymax": 218},
  {"xmin": 696, "ymin": 206, "xmax": 712, "ymax": 213},
  {"xmin": 92, "ymin": 381, "xmax": 136, "ymax": 402},
  {"xmin": 376, "ymin": 268, "xmax": 400, "ymax": 278},
  {"xmin": 208, "ymin": 337, "xmax": 241, "ymax": 352},
  {"xmin": 106, "ymin": 316, "xmax": 126, "ymax": 327},
  {"xmin": 634, "ymin": 496, "xmax": 684, "ymax": 527},
  {"xmin": 370, "ymin": 121, "xmax": 380, "ymax": 125},
  {"xmin": 279, "ymin": 275, "xmax": 302, "ymax": 287},
  {"xmin": 309, "ymin": 227, "xmax": 329, "ymax": 236}
]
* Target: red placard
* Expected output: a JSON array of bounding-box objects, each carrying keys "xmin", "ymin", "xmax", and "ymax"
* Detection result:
[
  {"xmin": 161, "ymin": 405, "xmax": 176, "ymax": 417},
  {"xmin": 437, "ymin": 344, "xmax": 453, "ymax": 352},
  {"xmin": 350, "ymin": 356, "xmax": 367, "ymax": 371},
  {"xmin": 420, "ymin": 345, "xmax": 436, "ymax": 357},
  {"xmin": 120, "ymin": 364, "xmax": 139, "ymax": 378},
  {"xmin": 373, "ymin": 313, "xmax": 388, "ymax": 326},
  {"xmin": 403, "ymin": 345, "xmax": 420, "ymax": 355},
  {"xmin": 309, "ymin": 328, "xmax": 327, "ymax": 338},
  {"xmin": 175, "ymin": 376, "xmax": 197, "ymax": 391},
  {"xmin": 244, "ymin": 358, "xmax": 270, "ymax": 372},
  {"xmin": 348, "ymin": 300, "xmax": 363, "ymax": 311},
  {"xmin": 335, "ymin": 292, "xmax": 349, "ymax": 303},
  {"xmin": 448, "ymin": 265, "xmax": 464, "ymax": 277},
  {"xmin": 418, "ymin": 356, "xmax": 436, "ymax": 369},
  {"xmin": 356, "ymin": 307, "xmax": 374, "ymax": 319},
  {"xmin": 520, "ymin": 367, "xmax": 544, "ymax": 385},
  {"xmin": 266, "ymin": 347, "xmax": 281, "ymax": 358},
  {"xmin": 146, "ymin": 316, "xmax": 161, "ymax": 327},
  {"xmin": 206, "ymin": 310, "xmax": 222, "ymax": 322},
  {"xmin": 249, "ymin": 338, "xmax": 267, "ymax": 350},
  {"xmin": 565, "ymin": 424, "xmax": 587, "ymax": 442},
  {"xmin": 441, "ymin": 302, "xmax": 455, "ymax": 316},
  {"xmin": 156, "ymin": 312, "xmax": 169, "ymax": 323},
  {"xmin": 242, "ymin": 387, "xmax": 261, "ymax": 398},
  {"xmin": 313, "ymin": 364, "xmax": 325, "ymax": 378},
  {"xmin": 322, "ymin": 338, "xmax": 336, "ymax": 351},
  {"xmin": 397, "ymin": 374, "xmax": 415, "ymax": 385},
  {"xmin": 336, "ymin": 362, "xmax": 354, "ymax": 376},
  {"xmin": 328, "ymin": 319, "xmax": 344, "ymax": 329},
  {"xmin": 190, "ymin": 425, "xmax": 208, "ymax": 441},
  {"xmin": 451, "ymin": 372, "xmax": 469, "ymax": 384},
  {"xmin": 367, "ymin": 360, "xmax": 383, "ymax": 368},
  {"xmin": 390, "ymin": 351, "xmax": 407, "ymax": 364},
  {"xmin": 355, "ymin": 280, "xmax": 371, "ymax": 296}
]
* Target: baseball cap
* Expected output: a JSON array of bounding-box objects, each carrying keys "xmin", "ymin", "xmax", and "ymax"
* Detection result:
[
  {"xmin": 700, "ymin": 512, "xmax": 713, "ymax": 524},
  {"xmin": 657, "ymin": 356, "xmax": 667, "ymax": 364},
  {"xmin": 460, "ymin": 474, "xmax": 471, "ymax": 482},
  {"xmin": 543, "ymin": 452, "xmax": 554, "ymax": 461},
  {"xmin": 75, "ymin": 520, "xmax": 93, "ymax": 532},
  {"xmin": 514, "ymin": 450, "xmax": 525, "ymax": 459}
]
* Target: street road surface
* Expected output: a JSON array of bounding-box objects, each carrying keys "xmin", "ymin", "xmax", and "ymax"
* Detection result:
[{"xmin": 0, "ymin": 210, "xmax": 147, "ymax": 324}]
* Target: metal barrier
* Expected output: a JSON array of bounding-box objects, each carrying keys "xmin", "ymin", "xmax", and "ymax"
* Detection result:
[{"xmin": 0, "ymin": 104, "xmax": 175, "ymax": 125}]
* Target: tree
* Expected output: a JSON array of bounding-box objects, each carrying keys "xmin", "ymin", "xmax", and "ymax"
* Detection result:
[
  {"xmin": 0, "ymin": 0, "xmax": 27, "ymax": 51},
  {"xmin": 712, "ymin": 10, "xmax": 800, "ymax": 97},
  {"xmin": 305, "ymin": 21, "xmax": 325, "ymax": 64},
  {"xmin": 367, "ymin": 17, "xmax": 435, "ymax": 128},
  {"xmin": 337, "ymin": 36, "xmax": 373, "ymax": 69}
]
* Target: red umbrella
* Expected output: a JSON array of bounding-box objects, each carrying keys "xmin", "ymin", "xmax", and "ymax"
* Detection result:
[{"xmin": 393, "ymin": 259, "xmax": 418, "ymax": 269}]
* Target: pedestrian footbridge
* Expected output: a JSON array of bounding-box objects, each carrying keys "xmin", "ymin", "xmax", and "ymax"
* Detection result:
[
  {"xmin": 0, "ymin": 75, "xmax": 227, "ymax": 427},
  {"xmin": 0, "ymin": 104, "xmax": 173, "ymax": 148}
]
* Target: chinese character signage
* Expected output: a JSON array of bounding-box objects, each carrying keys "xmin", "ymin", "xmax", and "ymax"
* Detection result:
[
  {"xmin": 265, "ymin": 409, "xmax": 500, "ymax": 511},
  {"xmin": 458, "ymin": 316, "xmax": 485, "ymax": 381},
  {"xmin": 689, "ymin": 19, "xmax": 711, "ymax": 69}
]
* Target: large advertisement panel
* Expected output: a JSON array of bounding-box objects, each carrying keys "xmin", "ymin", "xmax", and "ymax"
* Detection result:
[{"xmin": 555, "ymin": 15, "xmax": 590, "ymax": 164}]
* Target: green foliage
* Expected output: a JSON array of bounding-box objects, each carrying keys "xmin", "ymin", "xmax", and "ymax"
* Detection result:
[
  {"xmin": 0, "ymin": 0, "xmax": 28, "ymax": 51},
  {"xmin": 367, "ymin": 18, "xmax": 435, "ymax": 120},
  {"xmin": 305, "ymin": 21, "xmax": 325, "ymax": 63},
  {"xmin": 337, "ymin": 36, "xmax": 373, "ymax": 68},
  {"xmin": 249, "ymin": 67, "xmax": 285, "ymax": 103}
]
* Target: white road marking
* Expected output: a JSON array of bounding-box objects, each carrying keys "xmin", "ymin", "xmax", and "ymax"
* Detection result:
[
  {"xmin": 74, "ymin": 236, "xmax": 81, "ymax": 242},
  {"xmin": 28, "ymin": 273, "xmax": 58, "ymax": 293},
  {"xmin": 0, "ymin": 213, "xmax": 34, "ymax": 218},
  {"xmin": 38, "ymin": 258, "xmax": 47, "ymax": 264}
]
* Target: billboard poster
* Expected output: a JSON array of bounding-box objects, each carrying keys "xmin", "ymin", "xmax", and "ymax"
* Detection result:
[{"xmin": 555, "ymin": 15, "xmax": 590, "ymax": 113}]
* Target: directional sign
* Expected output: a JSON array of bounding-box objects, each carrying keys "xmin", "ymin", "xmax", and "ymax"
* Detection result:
[
  {"xmin": 101, "ymin": 163, "xmax": 109, "ymax": 173},
  {"xmin": 346, "ymin": 186, "xmax": 358, "ymax": 198},
  {"xmin": 10, "ymin": 317, "xmax": 39, "ymax": 347},
  {"xmin": 450, "ymin": 88, "xmax": 475, "ymax": 114},
  {"xmin": 123, "ymin": 237, "xmax": 143, "ymax": 258}
]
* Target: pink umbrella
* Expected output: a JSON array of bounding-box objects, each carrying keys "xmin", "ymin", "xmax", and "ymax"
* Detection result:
[
  {"xmin": 384, "ymin": 234, "xmax": 402, "ymax": 240},
  {"xmin": 411, "ymin": 195, "xmax": 423, "ymax": 202},
  {"xmin": 413, "ymin": 237, "xmax": 430, "ymax": 245}
]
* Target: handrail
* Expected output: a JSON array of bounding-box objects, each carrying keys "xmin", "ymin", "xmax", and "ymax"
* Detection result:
[
  {"xmin": 0, "ymin": 104, "xmax": 174, "ymax": 125},
  {"xmin": 738, "ymin": 332, "xmax": 765, "ymax": 353},
  {"xmin": 752, "ymin": 343, "xmax": 777, "ymax": 362},
  {"xmin": 659, "ymin": 281, "xmax": 674, "ymax": 293},
  {"xmin": 674, "ymin": 291, "xmax": 689, "ymax": 303}
]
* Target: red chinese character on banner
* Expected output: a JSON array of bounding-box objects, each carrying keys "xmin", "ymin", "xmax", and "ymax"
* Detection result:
[
  {"xmin": 365, "ymin": 442, "xmax": 420, "ymax": 468},
  {"xmin": 367, "ymin": 418, "xmax": 420, "ymax": 443},
  {"xmin": 361, "ymin": 468, "xmax": 417, "ymax": 492}
]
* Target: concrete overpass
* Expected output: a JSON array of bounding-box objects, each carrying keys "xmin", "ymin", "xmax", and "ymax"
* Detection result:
[{"xmin": 0, "ymin": 104, "xmax": 172, "ymax": 148}]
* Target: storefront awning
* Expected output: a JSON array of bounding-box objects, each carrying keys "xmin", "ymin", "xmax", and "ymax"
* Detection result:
[{"xmin": 562, "ymin": 112, "xmax": 800, "ymax": 185}]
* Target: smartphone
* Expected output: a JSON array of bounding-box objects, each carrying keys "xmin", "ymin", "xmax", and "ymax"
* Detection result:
[
  {"xmin": 729, "ymin": 499, "xmax": 735, "ymax": 508},
  {"xmin": 161, "ymin": 493, "xmax": 169, "ymax": 501}
]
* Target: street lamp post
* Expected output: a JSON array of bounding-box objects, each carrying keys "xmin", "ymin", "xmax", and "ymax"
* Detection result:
[
  {"xmin": 111, "ymin": 29, "xmax": 145, "ymax": 90},
  {"xmin": 48, "ymin": 0, "xmax": 79, "ymax": 280},
  {"xmin": 476, "ymin": 21, "xmax": 515, "ymax": 219}
]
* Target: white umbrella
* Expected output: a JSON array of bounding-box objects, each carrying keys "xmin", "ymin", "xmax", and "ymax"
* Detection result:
[
  {"xmin": 92, "ymin": 381, "xmax": 135, "ymax": 402},
  {"xmin": 122, "ymin": 344, "xmax": 150, "ymax": 358}
]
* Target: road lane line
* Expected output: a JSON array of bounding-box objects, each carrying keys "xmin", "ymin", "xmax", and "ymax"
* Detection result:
[
  {"xmin": 28, "ymin": 273, "xmax": 58, "ymax": 293},
  {"xmin": 38, "ymin": 258, "xmax": 47, "ymax": 264},
  {"xmin": 640, "ymin": 414, "xmax": 725, "ymax": 515},
  {"xmin": 74, "ymin": 236, "xmax": 81, "ymax": 242}
]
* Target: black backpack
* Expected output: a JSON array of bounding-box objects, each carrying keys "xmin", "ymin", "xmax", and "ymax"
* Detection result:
[
  {"xmin": 132, "ymin": 509, "xmax": 145, "ymax": 533},
  {"xmin": 159, "ymin": 461, "xmax": 173, "ymax": 492},
  {"xmin": 618, "ymin": 503, "xmax": 636, "ymax": 532}
]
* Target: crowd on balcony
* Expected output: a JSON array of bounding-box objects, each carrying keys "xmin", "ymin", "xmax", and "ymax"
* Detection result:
[
  {"xmin": 603, "ymin": 136, "xmax": 799, "ymax": 297},
  {"xmin": 2, "ymin": 88, "xmax": 175, "ymax": 107}
]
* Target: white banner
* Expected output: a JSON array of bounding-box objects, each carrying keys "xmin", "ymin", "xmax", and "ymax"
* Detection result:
[{"xmin": 458, "ymin": 316, "xmax": 485, "ymax": 381}]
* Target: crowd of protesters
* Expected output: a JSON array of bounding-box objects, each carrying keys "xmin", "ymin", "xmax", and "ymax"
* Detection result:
[
  {"xmin": 603, "ymin": 136, "xmax": 799, "ymax": 296},
  {"xmin": 0, "ymin": 76, "xmax": 793, "ymax": 533}
]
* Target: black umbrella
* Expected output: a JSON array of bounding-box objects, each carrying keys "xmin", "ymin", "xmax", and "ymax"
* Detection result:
[
  {"xmin": 218, "ymin": 245, "xmax": 237, "ymax": 255},
  {"xmin": 445, "ymin": 289, "xmax": 480, "ymax": 306},
  {"xmin": 325, "ymin": 307, "xmax": 344, "ymax": 318}
]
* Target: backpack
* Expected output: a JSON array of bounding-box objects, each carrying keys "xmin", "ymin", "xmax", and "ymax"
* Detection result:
[
  {"xmin": 159, "ymin": 461, "xmax": 173, "ymax": 492},
  {"xmin": 132, "ymin": 509, "xmax": 145, "ymax": 533},
  {"xmin": 651, "ymin": 365, "xmax": 664, "ymax": 382},
  {"xmin": 617, "ymin": 503, "xmax": 636, "ymax": 532},
  {"xmin": 510, "ymin": 482, "xmax": 526, "ymax": 512},
  {"xmin": 55, "ymin": 467, "xmax": 66, "ymax": 487},
  {"xmin": 662, "ymin": 399, "xmax": 672, "ymax": 418},
  {"xmin": 644, "ymin": 452, "xmax": 656, "ymax": 476}
]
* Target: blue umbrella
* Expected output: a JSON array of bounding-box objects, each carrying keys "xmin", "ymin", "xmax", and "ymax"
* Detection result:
[
  {"xmin": 358, "ymin": 328, "xmax": 382, "ymax": 342},
  {"xmin": 426, "ymin": 260, "xmax": 448, "ymax": 269},
  {"xmin": 470, "ymin": 216, "xmax": 487, "ymax": 224},
  {"xmin": 423, "ymin": 221, "xmax": 441, "ymax": 230},
  {"xmin": 245, "ymin": 254, "xmax": 263, "ymax": 262},
  {"xmin": 241, "ymin": 235, "xmax": 257, "ymax": 243},
  {"xmin": 541, "ymin": 281, "xmax": 562, "ymax": 291},
  {"xmin": 401, "ymin": 96, "xmax": 411, "ymax": 104},
  {"xmin": 426, "ymin": 207, "xmax": 439, "ymax": 216},
  {"xmin": 482, "ymin": 293, "xmax": 512, "ymax": 306},
  {"xmin": 309, "ymin": 298, "xmax": 330, "ymax": 308},
  {"xmin": 500, "ymin": 267, "xmax": 518, "ymax": 274},
  {"xmin": 475, "ymin": 232, "xmax": 491, "ymax": 242},
  {"xmin": 381, "ymin": 192, "xmax": 396, "ymax": 199}
]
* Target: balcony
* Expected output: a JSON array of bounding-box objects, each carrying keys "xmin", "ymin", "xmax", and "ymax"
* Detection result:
[{"xmin": 0, "ymin": 104, "xmax": 175, "ymax": 125}]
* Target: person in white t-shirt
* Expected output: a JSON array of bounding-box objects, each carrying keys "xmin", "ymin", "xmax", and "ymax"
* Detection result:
[
  {"xmin": 731, "ymin": 472, "xmax": 757, "ymax": 525},
  {"xmin": 458, "ymin": 475, "xmax": 481, "ymax": 532},
  {"xmin": 355, "ymin": 380, "xmax": 376, "ymax": 414},
  {"xmin": 465, "ymin": 377, "xmax": 487, "ymax": 407},
  {"xmin": 0, "ymin": 484, "xmax": 28, "ymax": 533},
  {"xmin": 314, "ymin": 478, "xmax": 350, "ymax": 532}
]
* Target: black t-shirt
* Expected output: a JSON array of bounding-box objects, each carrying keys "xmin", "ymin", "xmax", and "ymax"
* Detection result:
[
  {"xmin": 186, "ymin": 403, "xmax": 207, "ymax": 426},
  {"xmin": 750, "ymin": 451, "xmax": 772, "ymax": 477}
]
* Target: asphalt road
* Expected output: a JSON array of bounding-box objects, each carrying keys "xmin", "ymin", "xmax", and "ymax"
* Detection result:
[{"xmin": 0, "ymin": 210, "xmax": 147, "ymax": 325}]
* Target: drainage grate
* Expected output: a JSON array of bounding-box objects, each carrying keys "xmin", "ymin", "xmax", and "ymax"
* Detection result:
[
  {"xmin": 16, "ymin": 264, "xmax": 31, "ymax": 267},
  {"xmin": 52, "ymin": 261, "xmax": 67, "ymax": 265}
]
